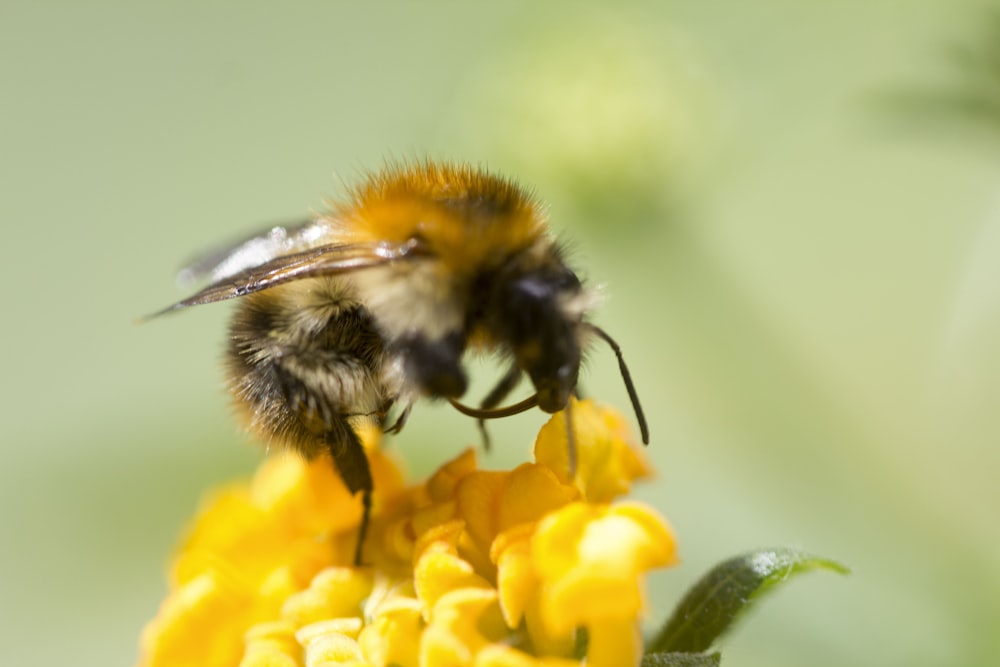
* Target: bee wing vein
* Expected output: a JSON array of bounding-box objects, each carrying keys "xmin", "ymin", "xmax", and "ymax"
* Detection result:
[{"xmin": 148, "ymin": 239, "xmax": 427, "ymax": 318}]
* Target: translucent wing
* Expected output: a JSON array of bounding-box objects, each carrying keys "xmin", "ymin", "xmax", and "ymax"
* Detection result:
[
  {"xmin": 175, "ymin": 219, "xmax": 327, "ymax": 287},
  {"xmin": 146, "ymin": 238, "xmax": 427, "ymax": 319}
]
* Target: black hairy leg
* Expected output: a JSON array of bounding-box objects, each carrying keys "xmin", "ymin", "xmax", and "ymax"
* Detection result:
[
  {"xmin": 324, "ymin": 420, "xmax": 374, "ymax": 565},
  {"xmin": 384, "ymin": 400, "xmax": 413, "ymax": 435}
]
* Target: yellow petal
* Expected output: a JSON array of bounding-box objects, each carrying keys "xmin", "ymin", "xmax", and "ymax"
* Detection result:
[
  {"xmin": 297, "ymin": 618, "xmax": 368, "ymax": 666},
  {"xmin": 534, "ymin": 399, "xmax": 652, "ymax": 502},
  {"xmin": 490, "ymin": 524, "xmax": 536, "ymax": 627},
  {"xmin": 357, "ymin": 601, "xmax": 423, "ymax": 667},
  {"xmin": 585, "ymin": 617, "xmax": 644, "ymax": 667},
  {"xmin": 240, "ymin": 621, "xmax": 302, "ymax": 667},
  {"xmin": 171, "ymin": 487, "xmax": 275, "ymax": 588},
  {"xmin": 532, "ymin": 502, "xmax": 677, "ymax": 635},
  {"xmin": 301, "ymin": 632, "xmax": 363, "ymax": 666},
  {"xmin": 251, "ymin": 455, "xmax": 360, "ymax": 537},
  {"xmin": 239, "ymin": 640, "xmax": 301, "ymax": 667},
  {"xmin": 413, "ymin": 519, "xmax": 465, "ymax": 560},
  {"xmin": 412, "ymin": 521, "xmax": 494, "ymax": 616},
  {"xmin": 138, "ymin": 571, "xmax": 249, "ymax": 667},
  {"xmin": 474, "ymin": 644, "xmax": 580, "ymax": 667},
  {"xmin": 420, "ymin": 624, "xmax": 473, "ymax": 667},
  {"xmin": 496, "ymin": 464, "xmax": 579, "ymax": 534},
  {"xmin": 258, "ymin": 566, "xmax": 302, "ymax": 614},
  {"xmin": 457, "ymin": 464, "xmax": 577, "ymax": 559},
  {"xmin": 425, "ymin": 588, "xmax": 508, "ymax": 655},
  {"xmin": 604, "ymin": 502, "xmax": 678, "ymax": 570},
  {"xmin": 414, "ymin": 544, "xmax": 491, "ymax": 616},
  {"xmin": 245, "ymin": 619, "xmax": 299, "ymax": 644},
  {"xmin": 296, "ymin": 618, "xmax": 364, "ymax": 643},
  {"xmin": 521, "ymin": 594, "xmax": 575, "ymax": 659},
  {"xmin": 361, "ymin": 573, "xmax": 418, "ymax": 621},
  {"xmin": 411, "ymin": 499, "xmax": 459, "ymax": 540},
  {"xmin": 281, "ymin": 568, "xmax": 374, "ymax": 628}
]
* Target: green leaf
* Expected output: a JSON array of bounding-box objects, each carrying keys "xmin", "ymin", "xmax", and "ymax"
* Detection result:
[
  {"xmin": 641, "ymin": 651, "xmax": 721, "ymax": 667},
  {"xmin": 647, "ymin": 547, "xmax": 849, "ymax": 653}
]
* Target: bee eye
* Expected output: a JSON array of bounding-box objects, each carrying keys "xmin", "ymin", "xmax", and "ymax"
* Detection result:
[
  {"xmin": 557, "ymin": 268, "xmax": 581, "ymax": 291},
  {"xmin": 503, "ymin": 267, "xmax": 579, "ymax": 312}
]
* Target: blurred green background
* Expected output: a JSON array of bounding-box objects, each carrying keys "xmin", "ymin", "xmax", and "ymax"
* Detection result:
[{"xmin": 2, "ymin": 1, "xmax": 998, "ymax": 665}]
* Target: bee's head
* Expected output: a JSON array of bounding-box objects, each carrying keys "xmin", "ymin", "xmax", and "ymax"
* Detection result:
[{"xmin": 488, "ymin": 260, "xmax": 587, "ymax": 413}]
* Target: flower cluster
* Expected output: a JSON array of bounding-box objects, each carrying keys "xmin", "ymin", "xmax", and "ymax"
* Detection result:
[{"xmin": 136, "ymin": 400, "xmax": 677, "ymax": 667}]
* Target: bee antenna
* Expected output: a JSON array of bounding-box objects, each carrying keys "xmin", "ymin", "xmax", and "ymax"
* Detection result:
[{"xmin": 585, "ymin": 324, "xmax": 650, "ymax": 445}]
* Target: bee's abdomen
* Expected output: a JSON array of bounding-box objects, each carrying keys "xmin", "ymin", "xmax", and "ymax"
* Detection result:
[{"xmin": 225, "ymin": 282, "xmax": 389, "ymax": 457}]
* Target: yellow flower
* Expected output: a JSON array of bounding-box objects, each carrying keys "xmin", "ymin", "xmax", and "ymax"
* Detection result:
[
  {"xmin": 531, "ymin": 502, "xmax": 676, "ymax": 667},
  {"xmin": 136, "ymin": 400, "xmax": 675, "ymax": 667}
]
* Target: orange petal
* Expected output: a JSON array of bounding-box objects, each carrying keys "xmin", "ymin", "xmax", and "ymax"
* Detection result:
[
  {"xmin": 455, "ymin": 470, "xmax": 507, "ymax": 553},
  {"xmin": 426, "ymin": 448, "xmax": 479, "ymax": 502},
  {"xmin": 496, "ymin": 464, "xmax": 578, "ymax": 533}
]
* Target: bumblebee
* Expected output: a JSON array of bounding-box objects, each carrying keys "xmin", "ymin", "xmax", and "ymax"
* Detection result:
[{"xmin": 153, "ymin": 160, "xmax": 647, "ymax": 563}]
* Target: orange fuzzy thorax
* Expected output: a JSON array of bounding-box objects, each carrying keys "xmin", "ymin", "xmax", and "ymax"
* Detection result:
[{"xmin": 326, "ymin": 162, "xmax": 548, "ymax": 275}]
